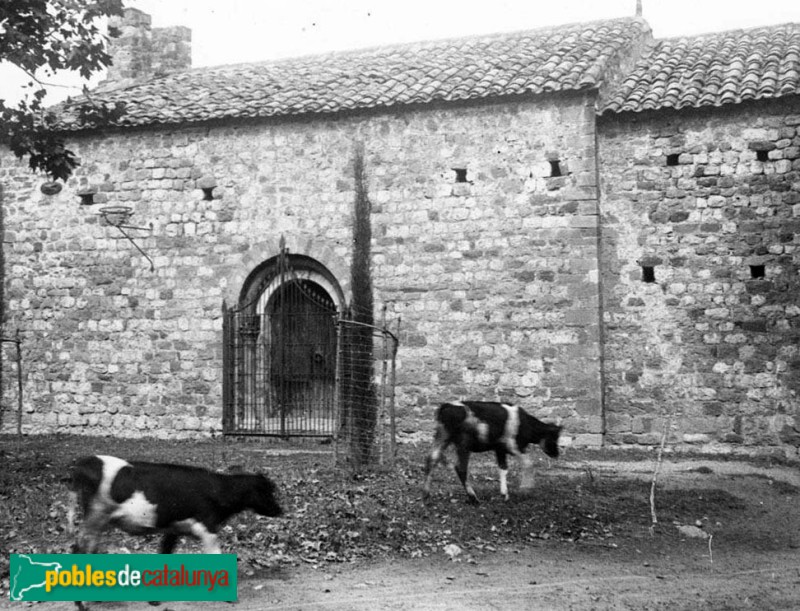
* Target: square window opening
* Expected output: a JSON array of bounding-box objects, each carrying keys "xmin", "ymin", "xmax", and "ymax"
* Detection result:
[
  {"xmin": 453, "ymin": 168, "xmax": 468, "ymax": 183},
  {"xmin": 642, "ymin": 266, "xmax": 656, "ymax": 283},
  {"xmin": 749, "ymin": 264, "xmax": 765, "ymax": 279},
  {"xmin": 756, "ymin": 150, "xmax": 769, "ymax": 162},
  {"xmin": 549, "ymin": 160, "xmax": 562, "ymax": 177},
  {"xmin": 666, "ymin": 153, "xmax": 680, "ymax": 166}
]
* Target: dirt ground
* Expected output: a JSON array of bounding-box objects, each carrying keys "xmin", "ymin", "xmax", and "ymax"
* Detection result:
[{"xmin": 6, "ymin": 457, "xmax": 799, "ymax": 611}]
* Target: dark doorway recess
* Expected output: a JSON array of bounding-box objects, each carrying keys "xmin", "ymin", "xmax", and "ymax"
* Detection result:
[{"xmin": 223, "ymin": 244, "xmax": 339, "ymax": 437}]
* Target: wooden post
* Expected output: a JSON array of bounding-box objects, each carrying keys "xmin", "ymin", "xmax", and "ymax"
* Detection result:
[
  {"xmin": 388, "ymin": 316, "xmax": 401, "ymax": 467},
  {"xmin": 0, "ymin": 333, "xmax": 4, "ymax": 432},
  {"xmin": 333, "ymin": 314, "xmax": 344, "ymax": 466},
  {"xmin": 16, "ymin": 330, "xmax": 22, "ymax": 435},
  {"xmin": 221, "ymin": 301, "xmax": 231, "ymax": 433},
  {"xmin": 378, "ymin": 306, "xmax": 388, "ymax": 465}
]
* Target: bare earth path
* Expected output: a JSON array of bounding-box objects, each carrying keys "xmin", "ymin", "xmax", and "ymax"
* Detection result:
[
  {"xmin": 234, "ymin": 545, "xmax": 800, "ymax": 611},
  {"xmin": 9, "ymin": 547, "xmax": 798, "ymax": 610}
]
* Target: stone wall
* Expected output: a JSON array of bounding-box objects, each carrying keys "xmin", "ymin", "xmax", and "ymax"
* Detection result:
[
  {"xmin": 598, "ymin": 97, "xmax": 800, "ymax": 452},
  {"xmin": 374, "ymin": 94, "xmax": 603, "ymax": 445},
  {"xmin": 1, "ymin": 92, "xmax": 603, "ymax": 444}
]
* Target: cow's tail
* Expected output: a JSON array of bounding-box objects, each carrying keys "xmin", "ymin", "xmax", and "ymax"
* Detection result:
[
  {"xmin": 65, "ymin": 490, "xmax": 79, "ymax": 536},
  {"xmin": 431, "ymin": 418, "xmax": 444, "ymax": 444},
  {"xmin": 65, "ymin": 457, "xmax": 101, "ymax": 536}
]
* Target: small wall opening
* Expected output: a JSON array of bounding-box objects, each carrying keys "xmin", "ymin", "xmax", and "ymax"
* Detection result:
[
  {"xmin": 756, "ymin": 150, "xmax": 769, "ymax": 162},
  {"xmin": 453, "ymin": 168, "xmax": 468, "ymax": 183},
  {"xmin": 749, "ymin": 264, "xmax": 765, "ymax": 279},
  {"xmin": 641, "ymin": 266, "xmax": 656, "ymax": 283},
  {"xmin": 79, "ymin": 192, "xmax": 95, "ymax": 205},
  {"xmin": 666, "ymin": 153, "xmax": 680, "ymax": 166},
  {"xmin": 202, "ymin": 187, "xmax": 215, "ymax": 201},
  {"xmin": 549, "ymin": 160, "xmax": 562, "ymax": 177}
]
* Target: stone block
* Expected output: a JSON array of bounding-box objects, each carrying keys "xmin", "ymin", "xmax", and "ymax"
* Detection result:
[
  {"xmin": 682, "ymin": 433, "xmax": 712, "ymax": 444},
  {"xmin": 564, "ymin": 308, "xmax": 598, "ymax": 327},
  {"xmin": 572, "ymin": 433, "xmax": 603, "ymax": 447}
]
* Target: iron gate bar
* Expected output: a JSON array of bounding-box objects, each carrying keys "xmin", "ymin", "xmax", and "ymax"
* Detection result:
[
  {"xmin": 223, "ymin": 243, "xmax": 339, "ymax": 438},
  {"xmin": 222, "ymin": 242, "xmax": 400, "ymax": 451}
]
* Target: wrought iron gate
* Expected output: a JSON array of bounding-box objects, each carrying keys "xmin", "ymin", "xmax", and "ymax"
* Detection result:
[{"xmin": 222, "ymin": 249, "xmax": 338, "ymax": 437}]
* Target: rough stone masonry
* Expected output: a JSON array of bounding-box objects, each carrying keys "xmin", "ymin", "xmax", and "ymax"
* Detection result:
[
  {"xmin": 599, "ymin": 97, "xmax": 800, "ymax": 451},
  {"xmin": 1, "ymin": 10, "xmax": 798, "ymax": 457},
  {"xmin": 1, "ymin": 91, "xmax": 605, "ymax": 445}
]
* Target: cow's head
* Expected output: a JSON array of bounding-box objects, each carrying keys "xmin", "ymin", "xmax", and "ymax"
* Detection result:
[
  {"xmin": 540, "ymin": 424, "xmax": 562, "ymax": 458},
  {"xmin": 247, "ymin": 474, "xmax": 284, "ymax": 517}
]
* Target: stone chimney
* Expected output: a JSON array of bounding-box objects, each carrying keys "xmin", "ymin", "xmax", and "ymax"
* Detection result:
[{"xmin": 101, "ymin": 7, "xmax": 191, "ymax": 88}]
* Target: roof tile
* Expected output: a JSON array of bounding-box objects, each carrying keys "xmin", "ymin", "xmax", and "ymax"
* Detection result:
[
  {"xmin": 56, "ymin": 17, "xmax": 650, "ymax": 129},
  {"xmin": 53, "ymin": 17, "xmax": 800, "ymax": 128},
  {"xmin": 602, "ymin": 22, "xmax": 800, "ymax": 113}
]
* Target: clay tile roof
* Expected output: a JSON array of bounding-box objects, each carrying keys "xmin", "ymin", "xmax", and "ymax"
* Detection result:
[
  {"xmin": 601, "ymin": 22, "xmax": 800, "ymax": 113},
  {"xmin": 56, "ymin": 17, "xmax": 650, "ymax": 130}
]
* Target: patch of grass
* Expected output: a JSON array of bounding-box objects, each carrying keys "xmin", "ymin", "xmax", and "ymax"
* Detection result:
[
  {"xmin": 746, "ymin": 475, "xmax": 800, "ymax": 496},
  {"xmin": 770, "ymin": 479, "xmax": 800, "ymax": 495},
  {"xmin": 0, "ymin": 434, "xmax": 770, "ymax": 574}
]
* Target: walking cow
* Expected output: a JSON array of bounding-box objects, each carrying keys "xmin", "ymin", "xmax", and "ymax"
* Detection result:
[
  {"xmin": 68, "ymin": 455, "xmax": 283, "ymax": 555},
  {"xmin": 423, "ymin": 401, "xmax": 561, "ymax": 503}
]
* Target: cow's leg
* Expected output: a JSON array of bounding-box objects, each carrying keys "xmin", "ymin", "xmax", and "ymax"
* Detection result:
[
  {"xmin": 199, "ymin": 531, "xmax": 222, "ymax": 554},
  {"xmin": 73, "ymin": 509, "xmax": 110, "ymax": 611},
  {"xmin": 185, "ymin": 520, "xmax": 222, "ymax": 554},
  {"xmin": 159, "ymin": 533, "xmax": 180, "ymax": 554},
  {"xmin": 66, "ymin": 491, "xmax": 79, "ymax": 536},
  {"xmin": 423, "ymin": 438, "xmax": 451, "ymax": 499},
  {"xmin": 518, "ymin": 451, "xmax": 534, "ymax": 491},
  {"xmin": 73, "ymin": 509, "xmax": 110, "ymax": 554},
  {"xmin": 146, "ymin": 534, "xmax": 182, "ymax": 609},
  {"xmin": 495, "ymin": 450, "xmax": 511, "ymax": 501},
  {"xmin": 145, "ymin": 534, "xmax": 182, "ymax": 608},
  {"xmin": 454, "ymin": 448, "xmax": 479, "ymax": 504}
]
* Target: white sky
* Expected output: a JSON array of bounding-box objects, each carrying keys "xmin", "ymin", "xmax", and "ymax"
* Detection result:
[{"xmin": 2, "ymin": 0, "xmax": 800, "ymax": 105}]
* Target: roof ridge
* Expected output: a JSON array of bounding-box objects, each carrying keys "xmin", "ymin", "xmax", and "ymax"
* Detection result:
[
  {"xmin": 180, "ymin": 15, "xmax": 648, "ymax": 75},
  {"xmin": 601, "ymin": 20, "xmax": 800, "ymax": 114},
  {"xmin": 654, "ymin": 20, "xmax": 800, "ymax": 43}
]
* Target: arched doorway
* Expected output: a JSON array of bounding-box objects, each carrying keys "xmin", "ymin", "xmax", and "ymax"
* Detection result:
[{"xmin": 223, "ymin": 241, "xmax": 343, "ymax": 436}]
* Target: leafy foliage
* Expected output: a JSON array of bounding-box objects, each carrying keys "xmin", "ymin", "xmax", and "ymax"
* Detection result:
[{"xmin": 0, "ymin": 0, "xmax": 125, "ymax": 180}]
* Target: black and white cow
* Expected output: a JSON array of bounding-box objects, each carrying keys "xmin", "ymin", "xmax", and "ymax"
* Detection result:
[
  {"xmin": 68, "ymin": 455, "xmax": 283, "ymax": 555},
  {"xmin": 423, "ymin": 401, "xmax": 561, "ymax": 503}
]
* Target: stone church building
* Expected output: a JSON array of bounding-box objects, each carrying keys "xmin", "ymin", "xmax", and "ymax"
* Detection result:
[{"xmin": 2, "ymin": 8, "xmax": 799, "ymax": 454}]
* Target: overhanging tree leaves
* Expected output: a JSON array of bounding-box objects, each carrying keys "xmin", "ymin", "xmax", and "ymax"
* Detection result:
[{"xmin": 0, "ymin": 0, "xmax": 125, "ymax": 181}]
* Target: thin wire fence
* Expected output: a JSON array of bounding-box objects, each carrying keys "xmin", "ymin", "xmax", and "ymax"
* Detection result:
[
  {"xmin": 335, "ymin": 315, "xmax": 400, "ymax": 470},
  {"xmin": 0, "ymin": 331, "xmax": 24, "ymax": 434}
]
